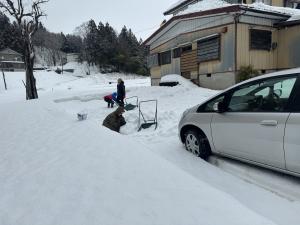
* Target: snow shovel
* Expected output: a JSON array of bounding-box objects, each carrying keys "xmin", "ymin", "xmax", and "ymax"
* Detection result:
[
  {"xmin": 124, "ymin": 96, "xmax": 139, "ymax": 111},
  {"xmin": 138, "ymin": 100, "xmax": 158, "ymax": 132},
  {"xmin": 113, "ymin": 96, "xmax": 139, "ymax": 111}
]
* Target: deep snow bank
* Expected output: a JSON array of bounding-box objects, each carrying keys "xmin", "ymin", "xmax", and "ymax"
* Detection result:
[{"xmin": 0, "ymin": 100, "xmax": 276, "ymax": 225}]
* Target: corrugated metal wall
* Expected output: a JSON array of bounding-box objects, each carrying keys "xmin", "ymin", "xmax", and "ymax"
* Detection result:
[
  {"xmin": 278, "ymin": 25, "xmax": 300, "ymax": 69},
  {"xmin": 237, "ymin": 24, "xmax": 278, "ymax": 71}
]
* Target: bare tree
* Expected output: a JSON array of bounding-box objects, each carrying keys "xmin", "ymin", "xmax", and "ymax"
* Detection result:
[{"xmin": 0, "ymin": 0, "xmax": 49, "ymax": 100}]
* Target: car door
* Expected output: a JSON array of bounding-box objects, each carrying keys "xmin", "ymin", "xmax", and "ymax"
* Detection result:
[
  {"xmin": 211, "ymin": 75, "xmax": 298, "ymax": 169},
  {"xmin": 284, "ymin": 75, "xmax": 300, "ymax": 174}
]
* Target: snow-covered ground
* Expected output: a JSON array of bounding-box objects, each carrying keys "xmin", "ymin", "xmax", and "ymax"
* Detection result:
[{"xmin": 0, "ymin": 70, "xmax": 300, "ymax": 225}]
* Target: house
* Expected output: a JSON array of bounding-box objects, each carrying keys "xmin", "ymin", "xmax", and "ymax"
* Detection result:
[
  {"xmin": 0, "ymin": 48, "xmax": 25, "ymax": 72},
  {"xmin": 144, "ymin": 0, "xmax": 300, "ymax": 89}
]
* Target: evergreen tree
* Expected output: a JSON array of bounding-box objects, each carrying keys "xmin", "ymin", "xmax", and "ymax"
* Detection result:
[
  {"xmin": 83, "ymin": 19, "xmax": 99, "ymax": 65},
  {"xmin": 0, "ymin": 12, "xmax": 23, "ymax": 53}
]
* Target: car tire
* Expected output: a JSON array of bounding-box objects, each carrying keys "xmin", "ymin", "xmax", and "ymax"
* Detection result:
[{"xmin": 184, "ymin": 129, "xmax": 211, "ymax": 160}]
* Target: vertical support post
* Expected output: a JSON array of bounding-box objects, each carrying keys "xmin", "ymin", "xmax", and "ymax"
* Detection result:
[
  {"xmin": 61, "ymin": 56, "xmax": 64, "ymax": 75},
  {"xmin": 2, "ymin": 69, "xmax": 7, "ymax": 90}
]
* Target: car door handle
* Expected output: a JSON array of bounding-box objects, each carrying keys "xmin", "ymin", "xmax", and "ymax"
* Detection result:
[{"xmin": 260, "ymin": 120, "xmax": 278, "ymax": 127}]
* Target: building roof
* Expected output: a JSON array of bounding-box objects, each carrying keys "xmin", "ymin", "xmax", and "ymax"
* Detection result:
[
  {"xmin": 276, "ymin": 18, "xmax": 300, "ymax": 27},
  {"xmin": 144, "ymin": 4, "xmax": 290, "ymax": 46},
  {"xmin": 164, "ymin": 0, "xmax": 196, "ymax": 15},
  {"xmin": 0, "ymin": 48, "xmax": 22, "ymax": 56}
]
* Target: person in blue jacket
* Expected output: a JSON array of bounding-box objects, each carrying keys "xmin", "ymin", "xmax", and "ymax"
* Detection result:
[{"xmin": 104, "ymin": 92, "xmax": 118, "ymax": 108}]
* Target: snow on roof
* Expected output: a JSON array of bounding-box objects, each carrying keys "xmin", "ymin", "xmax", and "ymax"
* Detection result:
[
  {"xmin": 247, "ymin": 2, "xmax": 300, "ymax": 20},
  {"xmin": 177, "ymin": 0, "xmax": 231, "ymax": 16},
  {"xmin": 167, "ymin": 0, "xmax": 300, "ymax": 18},
  {"xmin": 165, "ymin": 0, "xmax": 193, "ymax": 13}
]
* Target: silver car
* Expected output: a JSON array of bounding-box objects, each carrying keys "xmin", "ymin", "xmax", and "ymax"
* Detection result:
[{"xmin": 179, "ymin": 68, "xmax": 300, "ymax": 177}]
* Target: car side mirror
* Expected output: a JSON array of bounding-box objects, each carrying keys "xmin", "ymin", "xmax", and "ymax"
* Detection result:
[{"xmin": 213, "ymin": 102, "xmax": 226, "ymax": 113}]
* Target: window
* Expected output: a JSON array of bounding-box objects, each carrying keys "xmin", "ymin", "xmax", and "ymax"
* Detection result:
[
  {"xmin": 290, "ymin": 77, "xmax": 300, "ymax": 112},
  {"xmin": 202, "ymin": 95, "xmax": 225, "ymax": 112},
  {"xmin": 159, "ymin": 51, "xmax": 171, "ymax": 65},
  {"xmin": 197, "ymin": 35, "xmax": 221, "ymax": 62},
  {"xmin": 181, "ymin": 45, "xmax": 192, "ymax": 54},
  {"xmin": 173, "ymin": 48, "xmax": 182, "ymax": 58},
  {"xmin": 228, "ymin": 76, "xmax": 297, "ymax": 112},
  {"xmin": 250, "ymin": 29, "xmax": 272, "ymax": 51},
  {"xmin": 147, "ymin": 54, "xmax": 159, "ymax": 67}
]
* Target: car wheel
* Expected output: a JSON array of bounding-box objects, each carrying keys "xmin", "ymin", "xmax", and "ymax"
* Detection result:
[{"xmin": 184, "ymin": 130, "xmax": 210, "ymax": 159}]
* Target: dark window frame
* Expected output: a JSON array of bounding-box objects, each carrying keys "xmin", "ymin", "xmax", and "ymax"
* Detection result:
[
  {"xmin": 197, "ymin": 35, "xmax": 221, "ymax": 63},
  {"xmin": 173, "ymin": 48, "xmax": 182, "ymax": 58},
  {"xmin": 181, "ymin": 45, "xmax": 192, "ymax": 54},
  {"xmin": 159, "ymin": 50, "xmax": 171, "ymax": 66},
  {"xmin": 250, "ymin": 29, "xmax": 272, "ymax": 51}
]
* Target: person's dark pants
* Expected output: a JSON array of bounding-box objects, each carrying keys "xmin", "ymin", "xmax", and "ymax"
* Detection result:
[
  {"xmin": 117, "ymin": 97, "xmax": 124, "ymax": 107},
  {"xmin": 104, "ymin": 97, "xmax": 114, "ymax": 108}
]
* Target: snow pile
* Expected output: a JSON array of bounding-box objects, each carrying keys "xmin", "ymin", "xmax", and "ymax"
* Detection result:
[
  {"xmin": 177, "ymin": 0, "xmax": 230, "ymax": 15},
  {"xmin": 248, "ymin": 2, "xmax": 300, "ymax": 21},
  {"xmin": 160, "ymin": 74, "xmax": 196, "ymax": 86}
]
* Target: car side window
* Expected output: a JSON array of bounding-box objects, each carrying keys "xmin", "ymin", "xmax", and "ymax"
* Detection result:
[
  {"xmin": 203, "ymin": 95, "xmax": 225, "ymax": 112},
  {"xmin": 228, "ymin": 76, "xmax": 297, "ymax": 112}
]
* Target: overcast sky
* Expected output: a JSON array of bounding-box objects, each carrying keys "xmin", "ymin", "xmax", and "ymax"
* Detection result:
[{"xmin": 41, "ymin": 0, "xmax": 176, "ymax": 40}]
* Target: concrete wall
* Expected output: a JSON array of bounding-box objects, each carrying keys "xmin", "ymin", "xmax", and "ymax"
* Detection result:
[{"xmin": 199, "ymin": 71, "xmax": 236, "ymax": 90}]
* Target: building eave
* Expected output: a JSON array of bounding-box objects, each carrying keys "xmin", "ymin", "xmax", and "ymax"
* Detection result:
[
  {"xmin": 144, "ymin": 5, "xmax": 290, "ymax": 46},
  {"xmin": 276, "ymin": 19, "xmax": 300, "ymax": 27}
]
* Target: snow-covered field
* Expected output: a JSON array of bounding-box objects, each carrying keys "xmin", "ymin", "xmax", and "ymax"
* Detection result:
[{"xmin": 0, "ymin": 70, "xmax": 300, "ymax": 225}]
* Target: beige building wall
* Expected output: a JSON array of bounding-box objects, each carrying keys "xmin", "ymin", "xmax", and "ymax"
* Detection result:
[
  {"xmin": 237, "ymin": 24, "xmax": 279, "ymax": 71},
  {"xmin": 278, "ymin": 25, "xmax": 300, "ymax": 69},
  {"xmin": 272, "ymin": 0, "xmax": 284, "ymax": 7}
]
